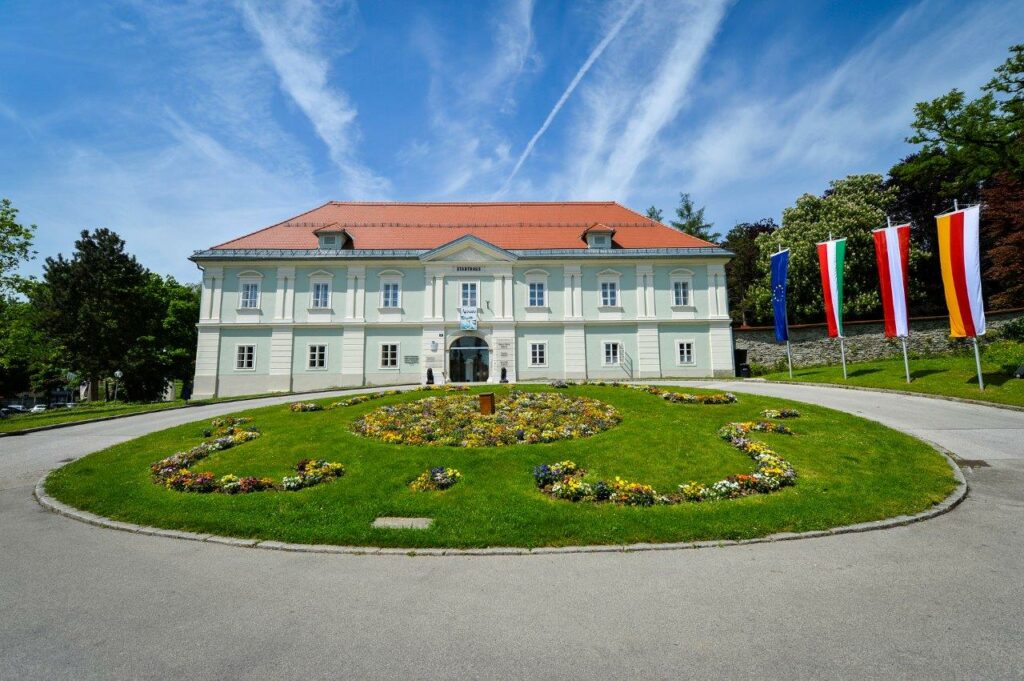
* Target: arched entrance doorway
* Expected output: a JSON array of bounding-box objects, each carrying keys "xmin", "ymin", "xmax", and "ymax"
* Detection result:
[{"xmin": 449, "ymin": 336, "xmax": 490, "ymax": 383}]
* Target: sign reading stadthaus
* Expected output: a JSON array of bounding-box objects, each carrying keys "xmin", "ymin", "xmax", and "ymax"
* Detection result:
[{"xmin": 459, "ymin": 306, "xmax": 478, "ymax": 331}]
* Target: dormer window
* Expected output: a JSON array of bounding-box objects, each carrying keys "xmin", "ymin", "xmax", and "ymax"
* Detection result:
[
  {"xmin": 319, "ymin": 234, "xmax": 339, "ymax": 249},
  {"xmin": 584, "ymin": 223, "xmax": 615, "ymax": 249}
]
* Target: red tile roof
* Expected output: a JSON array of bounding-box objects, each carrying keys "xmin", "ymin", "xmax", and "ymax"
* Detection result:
[{"xmin": 210, "ymin": 201, "xmax": 715, "ymax": 251}]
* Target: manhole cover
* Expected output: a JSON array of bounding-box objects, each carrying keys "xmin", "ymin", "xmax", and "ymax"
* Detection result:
[
  {"xmin": 372, "ymin": 517, "xmax": 433, "ymax": 530},
  {"xmin": 957, "ymin": 459, "xmax": 990, "ymax": 468},
  {"xmin": 59, "ymin": 458, "xmax": 75, "ymax": 463}
]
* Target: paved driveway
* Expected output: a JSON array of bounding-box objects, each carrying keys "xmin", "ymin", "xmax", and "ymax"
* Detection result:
[{"xmin": 1, "ymin": 383, "xmax": 1022, "ymax": 680}]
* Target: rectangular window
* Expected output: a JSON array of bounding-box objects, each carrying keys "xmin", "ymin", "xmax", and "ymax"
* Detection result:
[
  {"xmin": 603, "ymin": 342, "xmax": 620, "ymax": 366},
  {"xmin": 380, "ymin": 343, "xmax": 398, "ymax": 368},
  {"xmin": 312, "ymin": 282, "xmax": 330, "ymax": 308},
  {"xmin": 677, "ymin": 341, "xmax": 694, "ymax": 365},
  {"xmin": 240, "ymin": 282, "xmax": 260, "ymax": 309},
  {"xmin": 382, "ymin": 282, "xmax": 401, "ymax": 308},
  {"xmin": 528, "ymin": 281, "xmax": 546, "ymax": 307},
  {"xmin": 308, "ymin": 344, "xmax": 327, "ymax": 369},
  {"xmin": 235, "ymin": 345, "xmax": 255, "ymax": 370},
  {"xmin": 600, "ymin": 281, "xmax": 618, "ymax": 307},
  {"xmin": 673, "ymin": 280, "xmax": 690, "ymax": 306},
  {"xmin": 530, "ymin": 342, "xmax": 546, "ymax": 367},
  {"xmin": 461, "ymin": 282, "xmax": 478, "ymax": 308}
]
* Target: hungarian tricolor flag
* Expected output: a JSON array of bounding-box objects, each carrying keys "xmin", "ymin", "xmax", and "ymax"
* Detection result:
[
  {"xmin": 872, "ymin": 224, "xmax": 910, "ymax": 337},
  {"xmin": 816, "ymin": 238, "xmax": 846, "ymax": 338},
  {"xmin": 936, "ymin": 205, "xmax": 986, "ymax": 337}
]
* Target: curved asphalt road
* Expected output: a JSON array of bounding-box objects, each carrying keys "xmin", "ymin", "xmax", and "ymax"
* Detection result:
[{"xmin": 1, "ymin": 383, "xmax": 1022, "ymax": 680}]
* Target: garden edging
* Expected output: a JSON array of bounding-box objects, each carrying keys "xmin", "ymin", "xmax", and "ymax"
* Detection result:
[
  {"xmin": 33, "ymin": 444, "xmax": 967, "ymax": 557},
  {"xmin": 758, "ymin": 379, "xmax": 1024, "ymax": 412}
]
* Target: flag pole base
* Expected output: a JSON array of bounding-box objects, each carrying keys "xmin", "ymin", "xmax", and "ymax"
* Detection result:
[
  {"xmin": 786, "ymin": 341, "xmax": 793, "ymax": 379},
  {"xmin": 901, "ymin": 337, "xmax": 911, "ymax": 383},
  {"xmin": 972, "ymin": 337, "xmax": 985, "ymax": 391}
]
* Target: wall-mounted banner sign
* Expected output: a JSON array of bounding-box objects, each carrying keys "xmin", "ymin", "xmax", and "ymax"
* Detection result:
[{"xmin": 459, "ymin": 306, "xmax": 478, "ymax": 330}]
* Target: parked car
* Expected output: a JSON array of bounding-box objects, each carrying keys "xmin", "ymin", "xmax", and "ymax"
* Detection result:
[
  {"xmin": 50, "ymin": 402, "xmax": 76, "ymax": 409},
  {"xmin": 30, "ymin": 405, "xmax": 47, "ymax": 413},
  {"xmin": 4, "ymin": 405, "xmax": 28, "ymax": 414}
]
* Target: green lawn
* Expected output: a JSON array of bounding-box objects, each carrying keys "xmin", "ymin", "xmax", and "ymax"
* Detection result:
[
  {"xmin": 46, "ymin": 384, "xmax": 958, "ymax": 548},
  {"xmin": 760, "ymin": 353, "xmax": 1024, "ymax": 407},
  {"xmin": 0, "ymin": 391, "xmax": 291, "ymax": 434}
]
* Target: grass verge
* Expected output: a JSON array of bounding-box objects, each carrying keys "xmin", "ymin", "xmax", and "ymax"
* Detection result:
[
  {"xmin": 760, "ymin": 353, "xmax": 1023, "ymax": 407},
  {"xmin": 45, "ymin": 384, "xmax": 957, "ymax": 548}
]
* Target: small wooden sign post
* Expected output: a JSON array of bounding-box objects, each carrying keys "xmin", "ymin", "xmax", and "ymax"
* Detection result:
[{"xmin": 479, "ymin": 392, "xmax": 495, "ymax": 415}]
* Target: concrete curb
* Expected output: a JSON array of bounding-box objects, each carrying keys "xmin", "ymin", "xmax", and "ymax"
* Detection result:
[
  {"xmin": 758, "ymin": 379, "xmax": 1024, "ymax": 413},
  {"xmin": 0, "ymin": 385, "xmax": 420, "ymax": 438},
  {"xmin": 33, "ymin": 446, "xmax": 968, "ymax": 558}
]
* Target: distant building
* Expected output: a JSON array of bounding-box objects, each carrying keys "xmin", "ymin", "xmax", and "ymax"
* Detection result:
[{"xmin": 189, "ymin": 202, "xmax": 734, "ymax": 398}]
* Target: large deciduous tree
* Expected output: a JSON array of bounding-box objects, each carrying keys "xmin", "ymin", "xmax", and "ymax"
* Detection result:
[
  {"xmin": 721, "ymin": 218, "xmax": 777, "ymax": 325},
  {"xmin": 0, "ymin": 198, "xmax": 36, "ymax": 297},
  {"xmin": 748, "ymin": 175, "xmax": 905, "ymax": 324}
]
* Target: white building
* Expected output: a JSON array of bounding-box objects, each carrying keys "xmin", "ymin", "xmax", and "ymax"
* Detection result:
[{"xmin": 190, "ymin": 202, "xmax": 735, "ymax": 398}]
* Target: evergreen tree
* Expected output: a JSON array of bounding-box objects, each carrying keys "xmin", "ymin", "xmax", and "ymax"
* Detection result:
[
  {"xmin": 669, "ymin": 193, "xmax": 720, "ymax": 242},
  {"xmin": 645, "ymin": 205, "xmax": 663, "ymax": 222}
]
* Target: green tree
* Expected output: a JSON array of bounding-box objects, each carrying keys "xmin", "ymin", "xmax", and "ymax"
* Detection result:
[
  {"xmin": 0, "ymin": 198, "xmax": 37, "ymax": 296},
  {"xmin": 748, "ymin": 175, "xmax": 904, "ymax": 324},
  {"xmin": 906, "ymin": 43, "xmax": 1023, "ymax": 182},
  {"xmin": 645, "ymin": 205, "xmax": 664, "ymax": 222},
  {"xmin": 669, "ymin": 193, "xmax": 720, "ymax": 242},
  {"xmin": 721, "ymin": 218, "xmax": 777, "ymax": 325},
  {"xmin": 32, "ymin": 229, "xmax": 164, "ymax": 400}
]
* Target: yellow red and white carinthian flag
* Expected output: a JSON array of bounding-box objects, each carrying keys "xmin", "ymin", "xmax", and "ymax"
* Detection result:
[
  {"xmin": 872, "ymin": 224, "xmax": 910, "ymax": 338},
  {"xmin": 936, "ymin": 205, "xmax": 986, "ymax": 337}
]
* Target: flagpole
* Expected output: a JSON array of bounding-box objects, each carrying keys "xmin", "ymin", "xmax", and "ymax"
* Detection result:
[
  {"xmin": 901, "ymin": 337, "xmax": 911, "ymax": 383},
  {"xmin": 839, "ymin": 336, "xmax": 848, "ymax": 379},
  {"xmin": 786, "ymin": 341, "xmax": 793, "ymax": 378},
  {"xmin": 972, "ymin": 337, "xmax": 985, "ymax": 390}
]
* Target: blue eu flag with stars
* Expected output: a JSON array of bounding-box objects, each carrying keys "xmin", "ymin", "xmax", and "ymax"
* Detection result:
[{"xmin": 770, "ymin": 249, "xmax": 790, "ymax": 342}]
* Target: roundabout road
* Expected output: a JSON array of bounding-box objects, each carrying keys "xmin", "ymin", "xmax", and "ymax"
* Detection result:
[{"xmin": 2, "ymin": 383, "xmax": 1022, "ymax": 680}]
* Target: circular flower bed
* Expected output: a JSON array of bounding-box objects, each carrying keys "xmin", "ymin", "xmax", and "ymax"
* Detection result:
[{"xmin": 352, "ymin": 390, "xmax": 621, "ymax": 447}]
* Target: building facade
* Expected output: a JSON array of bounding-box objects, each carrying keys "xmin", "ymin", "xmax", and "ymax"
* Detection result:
[{"xmin": 190, "ymin": 202, "xmax": 734, "ymax": 398}]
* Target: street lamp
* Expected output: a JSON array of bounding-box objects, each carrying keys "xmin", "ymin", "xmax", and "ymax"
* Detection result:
[{"xmin": 113, "ymin": 370, "xmax": 123, "ymax": 402}]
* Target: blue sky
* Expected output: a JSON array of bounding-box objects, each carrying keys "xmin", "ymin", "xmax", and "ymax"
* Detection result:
[{"xmin": 2, "ymin": 0, "xmax": 1021, "ymax": 282}]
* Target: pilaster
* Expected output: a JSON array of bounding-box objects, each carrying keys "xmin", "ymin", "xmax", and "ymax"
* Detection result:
[
  {"xmin": 636, "ymin": 322, "xmax": 661, "ymax": 378},
  {"xmin": 275, "ymin": 266, "xmax": 295, "ymax": 321},
  {"xmin": 564, "ymin": 322, "xmax": 586, "ymax": 379},
  {"xmin": 636, "ymin": 264, "xmax": 655, "ymax": 320},
  {"xmin": 192, "ymin": 325, "xmax": 221, "ymax": 398},
  {"xmin": 345, "ymin": 266, "xmax": 366, "ymax": 322},
  {"xmin": 491, "ymin": 322, "xmax": 516, "ymax": 383},
  {"xmin": 563, "ymin": 265, "xmax": 583, "ymax": 321},
  {"xmin": 268, "ymin": 326, "xmax": 294, "ymax": 392},
  {"xmin": 341, "ymin": 326, "xmax": 365, "ymax": 386},
  {"xmin": 201, "ymin": 266, "xmax": 223, "ymax": 322}
]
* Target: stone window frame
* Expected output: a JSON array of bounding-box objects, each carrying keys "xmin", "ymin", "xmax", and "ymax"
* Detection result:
[
  {"xmin": 378, "ymin": 270, "xmax": 405, "ymax": 310},
  {"xmin": 237, "ymin": 270, "xmax": 263, "ymax": 311},
  {"xmin": 308, "ymin": 270, "xmax": 334, "ymax": 310},
  {"xmin": 528, "ymin": 340, "xmax": 548, "ymax": 367},
  {"xmin": 307, "ymin": 344, "xmax": 328, "ymax": 370},
  {"xmin": 235, "ymin": 344, "xmax": 256, "ymax": 371},
  {"xmin": 379, "ymin": 342, "xmax": 400, "ymax": 370},
  {"xmin": 524, "ymin": 269, "xmax": 549, "ymax": 309},
  {"xmin": 598, "ymin": 270, "xmax": 621, "ymax": 309},
  {"xmin": 460, "ymin": 280, "xmax": 480, "ymax": 310},
  {"xmin": 602, "ymin": 340, "xmax": 621, "ymax": 366},
  {"xmin": 670, "ymin": 268, "xmax": 695, "ymax": 309},
  {"xmin": 675, "ymin": 338, "xmax": 696, "ymax": 366}
]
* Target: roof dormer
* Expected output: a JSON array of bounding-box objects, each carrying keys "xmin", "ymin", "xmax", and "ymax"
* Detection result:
[
  {"xmin": 582, "ymin": 223, "xmax": 616, "ymax": 249},
  {"xmin": 314, "ymin": 223, "xmax": 351, "ymax": 250}
]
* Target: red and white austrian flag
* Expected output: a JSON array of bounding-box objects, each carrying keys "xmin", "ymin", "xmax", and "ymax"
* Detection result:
[{"xmin": 872, "ymin": 224, "xmax": 910, "ymax": 338}]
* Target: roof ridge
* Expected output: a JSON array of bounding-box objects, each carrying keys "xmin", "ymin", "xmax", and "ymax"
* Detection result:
[{"xmin": 325, "ymin": 201, "xmax": 618, "ymax": 205}]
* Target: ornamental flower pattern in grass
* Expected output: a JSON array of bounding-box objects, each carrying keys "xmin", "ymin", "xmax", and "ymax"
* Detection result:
[
  {"xmin": 149, "ymin": 417, "xmax": 344, "ymax": 494},
  {"xmin": 534, "ymin": 413, "xmax": 800, "ymax": 506},
  {"xmin": 352, "ymin": 391, "xmax": 621, "ymax": 447},
  {"xmin": 409, "ymin": 467, "xmax": 462, "ymax": 492},
  {"xmin": 760, "ymin": 408, "xmax": 801, "ymax": 419}
]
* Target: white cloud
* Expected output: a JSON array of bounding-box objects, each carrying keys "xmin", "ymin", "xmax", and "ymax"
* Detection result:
[
  {"xmin": 560, "ymin": 0, "xmax": 731, "ymax": 200},
  {"xmin": 498, "ymin": 0, "xmax": 642, "ymax": 195},
  {"xmin": 237, "ymin": 0, "xmax": 390, "ymax": 199}
]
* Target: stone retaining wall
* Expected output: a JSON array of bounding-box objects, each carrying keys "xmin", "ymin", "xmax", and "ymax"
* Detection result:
[{"xmin": 734, "ymin": 309, "xmax": 1024, "ymax": 370}]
